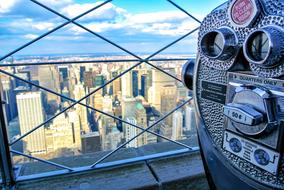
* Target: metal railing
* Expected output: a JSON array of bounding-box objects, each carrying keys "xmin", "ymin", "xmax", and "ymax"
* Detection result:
[{"xmin": 0, "ymin": 0, "xmax": 201, "ymax": 188}]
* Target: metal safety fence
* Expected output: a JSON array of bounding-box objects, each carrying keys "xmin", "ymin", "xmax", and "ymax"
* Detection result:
[{"xmin": 0, "ymin": 0, "xmax": 201, "ymax": 188}]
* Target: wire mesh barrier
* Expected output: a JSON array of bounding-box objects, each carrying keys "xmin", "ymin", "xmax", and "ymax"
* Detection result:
[{"xmin": 0, "ymin": 0, "xmax": 202, "ymax": 187}]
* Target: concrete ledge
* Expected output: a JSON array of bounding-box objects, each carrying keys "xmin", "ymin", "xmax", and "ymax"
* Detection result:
[
  {"xmin": 148, "ymin": 152, "xmax": 209, "ymax": 190},
  {"xmin": 16, "ymin": 139, "xmax": 199, "ymax": 176},
  {"xmin": 16, "ymin": 162, "xmax": 158, "ymax": 190},
  {"xmin": 15, "ymin": 151, "xmax": 209, "ymax": 190}
]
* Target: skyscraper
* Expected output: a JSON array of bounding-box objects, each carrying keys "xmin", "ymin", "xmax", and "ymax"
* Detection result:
[
  {"xmin": 132, "ymin": 70, "xmax": 139, "ymax": 97},
  {"xmin": 17, "ymin": 91, "xmax": 46, "ymax": 155},
  {"xmin": 150, "ymin": 69, "xmax": 176, "ymax": 111},
  {"xmin": 58, "ymin": 66, "xmax": 69, "ymax": 91},
  {"xmin": 94, "ymin": 75, "xmax": 106, "ymax": 96},
  {"xmin": 61, "ymin": 87, "xmax": 70, "ymax": 103},
  {"xmin": 102, "ymin": 123, "xmax": 123, "ymax": 150},
  {"xmin": 68, "ymin": 66, "xmax": 77, "ymax": 99},
  {"xmin": 177, "ymin": 83, "xmax": 189, "ymax": 101},
  {"xmin": 121, "ymin": 72, "xmax": 132, "ymax": 97},
  {"xmin": 102, "ymin": 95, "xmax": 113, "ymax": 112},
  {"xmin": 124, "ymin": 102, "xmax": 147, "ymax": 148},
  {"xmin": 121, "ymin": 97, "xmax": 137, "ymax": 119},
  {"xmin": 58, "ymin": 66, "xmax": 68, "ymax": 81},
  {"xmin": 125, "ymin": 117, "xmax": 138, "ymax": 148},
  {"xmin": 38, "ymin": 65, "xmax": 60, "ymax": 104},
  {"xmin": 161, "ymin": 85, "xmax": 177, "ymax": 126},
  {"xmin": 147, "ymin": 116, "xmax": 158, "ymax": 144},
  {"xmin": 185, "ymin": 103, "xmax": 196, "ymax": 133},
  {"xmin": 83, "ymin": 71, "xmax": 95, "ymax": 89},
  {"xmin": 98, "ymin": 114, "xmax": 118, "ymax": 150},
  {"xmin": 92, "ymin": 92, "xmax": 103, "ymax": 113},
  {"xmin": 172, "ymin": 110, "xmax": 183, "ymax": 140},
  {"xmin": 73, "ymin": 83, "xmax": 90, "ymax": 133},
  {"xmin": 160, "ymin": 85, "xmax": 177, "ymax": 140},
  {"xmin": 140, "ymin": 74, "xmax": 147, "ymax": 99},
  {"xmin": 79, "ymin": 66, "xmax": 86, "ymax": 83},
  {"xmin": 112, "ymin": 71, "xmax": 121, "ymax": 96},
  {"xmin": 135, "ymin": 102, "xmax": 147, "ymax": 146},
  {"xmin": 1, "ymin": 76, "xmax": 17, "ymax": 122},
  {"xmin": 15, "ymin": 71, "xmax": 30, "ymax": 89}
]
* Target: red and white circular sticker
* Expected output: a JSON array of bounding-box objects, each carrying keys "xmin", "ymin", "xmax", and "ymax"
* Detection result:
[{"xmin": 230, "ymin": 0, "xmax": 256, "ymax": 26}]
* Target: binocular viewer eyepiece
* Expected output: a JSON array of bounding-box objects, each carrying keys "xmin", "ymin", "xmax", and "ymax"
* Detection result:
[
  {"xmin": 199, "ymin": 26, "xmax": 284, "ymax": 68},
  {"xmin": 182, "ymin": 0, "xmax": 284, "ymax": 189},
  {"xmin": 200, "ymin": 27, "xmax": 238, "ymax": 61},
  {"xmin": 244, "ymin": 26, "xmax": 284, "ymax": 68}
]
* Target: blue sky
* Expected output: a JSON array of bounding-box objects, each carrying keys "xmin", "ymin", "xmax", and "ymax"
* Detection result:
[{"xmin": 0, "ymin": 0, "xmax": 227, "ymax": 58}]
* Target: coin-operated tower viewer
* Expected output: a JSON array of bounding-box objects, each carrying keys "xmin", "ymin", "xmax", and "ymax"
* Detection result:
[{"xmin": 182, "ymin": 0, "xmax": 284, "ymax": 189}]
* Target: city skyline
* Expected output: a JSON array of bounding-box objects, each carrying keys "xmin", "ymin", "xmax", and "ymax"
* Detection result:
[{"xmin": 1, "ymin": 55, "xmax": 198, "ymax": 164}]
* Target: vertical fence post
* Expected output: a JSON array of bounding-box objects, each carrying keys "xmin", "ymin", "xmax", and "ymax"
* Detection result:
[{"xmin": 0, "ymin": 81, "xmax": 15, "ymax": 189}]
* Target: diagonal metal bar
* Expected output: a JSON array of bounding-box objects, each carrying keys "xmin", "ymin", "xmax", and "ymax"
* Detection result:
[
  {"xmin": 167, "ymin": 0, "xmax": 201, "ymax": 23},
  {"xmin": 90, "ymin": 100, "xmax": 190, "ymax": 168},
  {"xmin": 0, "ymin": 58, "xmax": 190, "ymax": 67},
  {"xmin": 31, "ymin": 0, "xmax": 198, "ymax": 83},
  {"xmin": 10, "ymin": 150, "xmax": 73, "ymax": 171},
  {"xmin": 0, "ymin": 69, "xmax": 193, "ymax": 150},
  {"xmin": 0, "ymin": 0, "xmax": 112, "ymax": 62}
]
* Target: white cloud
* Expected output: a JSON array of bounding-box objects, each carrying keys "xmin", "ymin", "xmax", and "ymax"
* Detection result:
[
  {"xmin": 32, "ymin": 22, "xmax": 55, "ymax": 31},
  {"xmin": 78, "ymin": 22, "xmax": 125, "ymax": 33},
  {"xmin": 69, "ymin": 8, "xmax": 199, "ymax": 36},
  {"xmin": 10, "ymin": 19, "xmax": 55, "ymax": 31},
  {"xmin": 127, "ymin": 11, "xmax": 188, "ymax": 24},
  {"xmin": 39, "ymin": 0, "xmax": 73, "ymax": 7},
  {"xmin": 124, "ymin": 10, "xmax": 200, "ymax": 36},
  {"xmin": 0, "ymin": 0, "xmax": 19, "ymax": 13},
  {"xmin": 45, "ymin": 35, "xmax": 83, "ymax": 41},
  {"xmin": 139, "ymin": 21, "xmax": 198, "ymax": 36},
  {"xmin": 24, "ymin": 34, "xmax": 39, "ymax": 39},
  {"xmin": 61, "ymin": 2, "xmax": 127, "ymax": 21},
  {"xmin": 3, "ymin": 1, "xmax": 200, "ymax": 41},
  {"xmin": 0, "ymin": 0, "xmax": 73, "ymax": 19}
]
